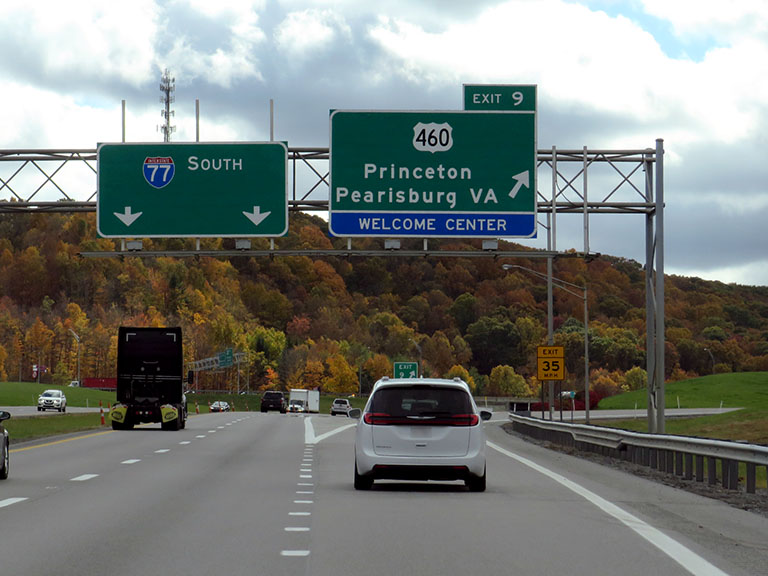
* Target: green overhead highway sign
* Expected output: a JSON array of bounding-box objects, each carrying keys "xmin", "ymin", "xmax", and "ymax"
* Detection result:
[
  {"xmin": 394, "ymin": 361, "xmax": 419, "ymax": 379},
  {"xmin": 97, "ymin": 142, "xmax": 288, "ymax": 238},
  {"xmin": 218, "ymin": 348, "xmax": 234, "ymax": 368},
  {"xmin": 329, "ymin": 110, "xmax": 536, "ymax": 238}
]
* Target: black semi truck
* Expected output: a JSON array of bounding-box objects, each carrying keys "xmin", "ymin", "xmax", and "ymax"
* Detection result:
[{"xmin": 109, "ymin": 327, "xmax": 187, "ymax": 431}]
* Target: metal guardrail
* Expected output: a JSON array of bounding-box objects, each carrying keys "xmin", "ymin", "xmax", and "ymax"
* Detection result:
[{"xmin": 509, "ymin": 413, "xmax": 768, "ymax": 494}]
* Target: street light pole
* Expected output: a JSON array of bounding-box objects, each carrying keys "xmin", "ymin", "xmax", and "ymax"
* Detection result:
[
  {"xmin": 410, "ymin": 338, "xmax": 423, "ymax": 378},
  {"xmin": 704, "ymin": 347, "xmax": 715, "ymax": 374},
  {"xmin": 502, "ymin": 264, "xmax": 590, "ymax": 424},
  {"xmin": 68, "ymin": 329, "xmax": 81, "ymax": 385}
]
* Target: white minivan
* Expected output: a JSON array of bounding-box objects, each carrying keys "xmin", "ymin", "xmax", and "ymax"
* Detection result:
[{"xmin": 351, "ymin": 377, "xmax": 491, "ymax": 491}]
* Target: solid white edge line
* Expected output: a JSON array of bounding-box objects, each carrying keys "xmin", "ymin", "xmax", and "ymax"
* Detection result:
[
  {"xmin": 486, "ymin": 441, "xmax": 730, "ymax": 576},
  {"xmin": 304, "ymin": 417, "xmax": 316, "ymax": 444},
  {"xmin": 0, "ymin": 497, "xmax": 28, "ymax": 508}
]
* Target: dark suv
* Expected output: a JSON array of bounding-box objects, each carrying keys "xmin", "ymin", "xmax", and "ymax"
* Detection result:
[{"xmin": 260, "ymin": 391, "xmax": 287, "ymax": 413}]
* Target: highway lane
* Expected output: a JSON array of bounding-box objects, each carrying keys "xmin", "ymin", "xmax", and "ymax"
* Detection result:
[{"xmin": 1, "ymin": 414, "xmax": 766, "ymax": 575}]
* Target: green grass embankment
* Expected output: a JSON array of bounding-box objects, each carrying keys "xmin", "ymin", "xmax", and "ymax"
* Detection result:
[{"xmin": 596, "ymin": 372, "xmax": 768, "ymax": 444}]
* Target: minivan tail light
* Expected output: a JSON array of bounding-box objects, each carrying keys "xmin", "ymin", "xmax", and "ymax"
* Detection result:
[
  {"xmin": 450, "ymin": 413, "xmax": 480, "ymax": 426},
  {"xmin": 363, "ymin": 412, "xmax": 479, "ymax": 426},
  {"xmin": 364, "ymin": 412, "xmax": 398, "ymax": 425}
]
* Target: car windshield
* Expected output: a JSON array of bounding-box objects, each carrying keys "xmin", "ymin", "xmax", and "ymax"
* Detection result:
[
  {"xmin": 370, "ymin": 386, "xmax": 471, "ymax": 417},
  {"xmin": 42, "ymin": 391, "xmax": 60, "ymax": 398}
]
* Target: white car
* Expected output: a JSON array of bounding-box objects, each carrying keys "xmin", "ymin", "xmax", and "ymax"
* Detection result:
[
  {"xmin": 38, "ymin": 389, "xmax": 67, "ymax": 412},
  {"xmin": 330, "ymin": 398, "xmax": 351, "ymax": 415},
  {"xmin": 288, "ymin": 399, "xmax": 305, "ymax": 413},
  {"xmin": 351, "ymin": 377, "xmax": 491, "ymax": 492}
]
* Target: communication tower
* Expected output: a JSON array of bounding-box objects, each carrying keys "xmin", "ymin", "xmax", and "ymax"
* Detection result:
[{"xmin": 159, "ymin": 69, "xmax": 176, "ymax": 142}]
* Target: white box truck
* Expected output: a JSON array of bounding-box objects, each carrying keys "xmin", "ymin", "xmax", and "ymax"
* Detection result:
[{"xmin": 289, "ymin": 389, "xmax": 319, "ymax": 413}]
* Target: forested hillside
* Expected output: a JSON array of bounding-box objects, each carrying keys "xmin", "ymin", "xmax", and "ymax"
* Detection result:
[{"xmin": 1, "ymin": 210, "xmax": 767, "ymax": 398}]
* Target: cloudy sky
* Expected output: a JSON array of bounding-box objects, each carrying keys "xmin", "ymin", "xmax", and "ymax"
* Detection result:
[{"xmin": 1, "ymin": 0, "xmax": 767, "ymax": 286}]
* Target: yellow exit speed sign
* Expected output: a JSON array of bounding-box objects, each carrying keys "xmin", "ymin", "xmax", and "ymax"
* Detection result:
[{"xmin": 537, "ymin": 346, "xmax": 565, "ymax": 380}]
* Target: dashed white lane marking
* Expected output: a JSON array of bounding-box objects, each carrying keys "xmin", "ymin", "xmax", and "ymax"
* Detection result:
[
  {"xmin": 487, "ymin": 441, "xmax": 729, "ymax": 576},
  {"xmin": 297, "ymin": 482, "xmax": 314, "ymax": 487},
  {"xmin": 155, "ymin": 449, "xmax": 170, "ymax": 454},
  {"xmin": 300, "ymin": 468, "xmax": 312, "ymax": 472},
  {"xmin": 289, "ymin": 512, "xmax": 311, "ymax": 516},
  {"xmin": 196, "ymin": 435, "xmax": 206, "ymax": 438},
  {"xmin": 70, "ymin": 474, "xmax": 98, "ymax": 482},
  {"xmin": 296, "ymin": 491, "xmax": 314, "ymax": 495},
  {"xmin": 208, "ymin": 430, "xmax": 217, "ymax": 433},
  {"xmin": 300, "ymin": 475, "xmax": 312, "ymax": 479},
  {"xmin": 179, "ymin": 441, "xmax": 191, "ymax": 445},
  {"xmin": 293, "ymin": 500, "xmax": 313, "ymax": 504},
  {"xmin": 281, "ymin": 550, "xmax": 310, "ymax": 557},
  {"xmin": 0, "ymin": 497, "xmax": 28, "ymax": 508},
  {"xmin": 121, "ymin": 459, "xmax": 141, "ymax": 464},
  {"xmin": 285, "ymin": 527, "xmax": 310, "ymax": 532}
]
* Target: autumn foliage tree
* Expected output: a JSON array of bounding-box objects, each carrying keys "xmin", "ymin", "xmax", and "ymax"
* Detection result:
[{"xmin": 0, "ymin": 211, "xmax": 766, "ymax": 400}]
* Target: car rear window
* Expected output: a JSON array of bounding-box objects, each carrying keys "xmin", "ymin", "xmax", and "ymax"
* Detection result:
[
  {"xmin": 264, "ymin": 392, "xmax": 283, "ymax": 399},
  {"xmin": 370, "ymin": 386, "xmax": 471, "ymax": 417}
]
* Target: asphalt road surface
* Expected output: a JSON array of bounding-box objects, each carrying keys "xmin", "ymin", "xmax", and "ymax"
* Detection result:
[{"xmin": 1, "ymin": 413, "xmax": 766, "ymax": 575}]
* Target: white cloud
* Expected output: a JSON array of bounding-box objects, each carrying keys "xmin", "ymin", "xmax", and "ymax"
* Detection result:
[
  {"xmin": 366, "ymin": 0, "xmax": 768, "ymax": 148},
  {"xmin": 180, "ymin": 0, "xmax": 267, "ymax": 18},
  {"xmin": 163, "ymin": 2, "xmax": 267, "ymax": 88},
  {"xmin": 0, "ymin": 0, "xmax": 160, "ymax": 87},
  {"xmin": 0, "ymin": 80, "xmax": 122, "ymax": 148},
  {"xmin": 640, "ymin": 0, "xmax": 768, "ymax": 43},
  {"xmin": 274, "ymin": 9, "xmax": 352, "ymax": 58}
]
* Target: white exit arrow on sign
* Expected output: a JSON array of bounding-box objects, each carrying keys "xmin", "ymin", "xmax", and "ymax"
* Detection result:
[
  {"xmin": 509, "ymin": 171, "xmax": 530, "ymax": 199},
  {"xmin": 114, "ymin": 206, "xmax": 143, "ymax": 226},
  {"xmin": 243, "ymin": 206, "xmax": 271, "ymax": 227}
]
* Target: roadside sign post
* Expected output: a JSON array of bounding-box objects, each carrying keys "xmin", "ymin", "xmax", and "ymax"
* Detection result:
[
  {"xmin": 97, "ymin": 142, "xmax": 288, "ymax": 238},
  {"xmin": 329, "ymin": 109, "xmax": 536, "ymax": 238},
  {"xmin": 393, "ymin": 361, "xmax": 419, "ymax": 379}
]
